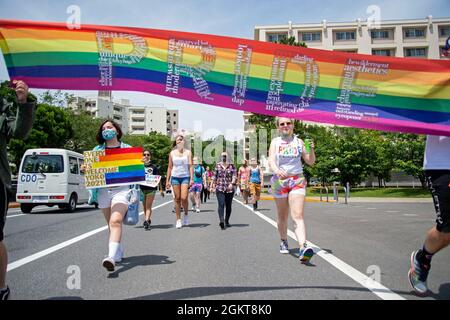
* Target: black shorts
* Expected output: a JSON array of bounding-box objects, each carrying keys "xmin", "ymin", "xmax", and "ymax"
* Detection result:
[
  {"xmin": 0, "ymin": 179, "xmax": 9, "ymax": 241},
  {"xmin": 425, "ymin": 170, "xmax": 450, "ymax": 233}
]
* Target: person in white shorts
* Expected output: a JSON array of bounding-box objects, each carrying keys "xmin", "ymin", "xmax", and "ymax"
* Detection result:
[
  {"xmin": 268, "ymin": 117, "xmax": 316, "ymax": 263},
  {"xmin": 83, "ymin": 120, "xmax": 132, "ymax": 272}
]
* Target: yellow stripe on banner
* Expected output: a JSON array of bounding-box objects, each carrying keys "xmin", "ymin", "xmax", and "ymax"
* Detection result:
[{"xmin": 92, "ymin": 159, "xmax": 143, "ymax": 169}]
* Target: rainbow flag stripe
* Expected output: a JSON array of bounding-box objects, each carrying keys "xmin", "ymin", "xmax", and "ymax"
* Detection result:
[{"xmin": 1, "ymin": 19, "xmax": 450, "ymax": 135}]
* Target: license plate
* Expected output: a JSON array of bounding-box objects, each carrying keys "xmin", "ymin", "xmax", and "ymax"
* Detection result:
[{"xmin": 33, "ymin": 196, "xmax": 48, "ymax": 203}]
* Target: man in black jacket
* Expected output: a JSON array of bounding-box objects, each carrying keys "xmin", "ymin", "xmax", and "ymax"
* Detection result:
[{"xmin": 0, "ymin": 80, "xmax": 36, "ymax": 300}]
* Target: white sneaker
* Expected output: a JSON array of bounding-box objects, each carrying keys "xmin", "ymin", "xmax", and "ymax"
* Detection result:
[
  {"xmin": 176, "ymin": 219, "xmax": 182, "ymax": 229},
  {"xmin": 183, "ymin": 215, "xmax": 189, "ymax": 226},
  {"xmin": 196, "ymin": 208, "xmax": 200, "ymax": 213},
  {"xmin": 102, "ymin": 257, "xmax": 115, "ymax": 272},
  {"xmin": 191, "ymin": 207, "xmax": 195, "ymax": 212}
]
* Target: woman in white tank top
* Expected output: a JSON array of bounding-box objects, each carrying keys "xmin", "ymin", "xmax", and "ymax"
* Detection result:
[
  {"xmin": 268, "ymin": 117, "xmax": 316, "ymax": 263},
  {"xmin": 166, "ymin": 135, "xmax": 193, "ymax": 229}
]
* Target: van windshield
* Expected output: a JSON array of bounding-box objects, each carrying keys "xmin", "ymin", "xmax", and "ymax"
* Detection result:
[{"xmin": 22, "ymin": 155, "xmax": 64, "ymax": 173}]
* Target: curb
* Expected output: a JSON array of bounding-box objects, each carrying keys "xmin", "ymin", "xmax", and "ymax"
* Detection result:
[
  {"xmin": 260, "ymin": 196, "xmax": 336, "ymax": 203},
  {"xmin": 8, "ymin": 202, "xmax": 20, "ymax": 209}
]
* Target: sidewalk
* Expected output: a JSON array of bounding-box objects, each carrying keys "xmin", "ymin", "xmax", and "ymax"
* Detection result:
[
  {"xmin": 8, "ymin": 202, "xmax": 20, "ymax": 208},
  {"xmin": 259, "ymin": 194, "xmax": 432, "ymax": 203}
]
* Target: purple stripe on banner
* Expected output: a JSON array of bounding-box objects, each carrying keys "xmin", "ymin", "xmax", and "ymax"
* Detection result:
[{"xmin": 106, "ymin": 176, "xmax": 145, "ymax": 185}]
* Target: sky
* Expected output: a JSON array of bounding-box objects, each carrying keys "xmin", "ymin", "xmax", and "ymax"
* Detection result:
[{"xmin": 1, "ymin": 0, "xmax": 449, "ymax": 140}]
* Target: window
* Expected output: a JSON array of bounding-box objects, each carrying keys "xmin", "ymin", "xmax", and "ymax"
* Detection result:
[
  {"xmin": 372, "ymin": 49, "xmax": 392, "ymax": 56},
  {"xmin": 113, "ymin": 107, "xmax": 122, "ymax": 112},
  {"xmin": 267, "ymin": 33, "xmax": 287, "ymax": 43},
  {"xmin": 405, "ymin": 48, "xmax": 427, "ymax": 57},
  {"xmin": 22, "ymin": 155, "xmax": 64, "ymax": 173},
  {"xmin": 113, "ymin": 115, "xmax": 121, "ymax": 120},
  {"xmin": 404, "ymin": 28, "xmax": 425, "ymax": 38},
  {"xmin": 173, "ymin": 121, "xmax": 177, "ymax": 125},
  {"xmin": 371, "ymin": 30, "xmax": 389, "ymax": 39},
  {"xmin": 173, "ymin": 113, "xmax": 176, "ymax": 117},
  {"xmin": 439, "ymin": 27, "xmax": 450, "ymax": 37},
  {"xmin": 301, "ymin": 32, "xmax": 321, "ymax": 42},
  {"xmin": 69, "ymin": 157, "xmax": 79, "ymax": 174},
  {"xmin": 335, "ymin": 31, "xmax": 356, "ymax": 41}
]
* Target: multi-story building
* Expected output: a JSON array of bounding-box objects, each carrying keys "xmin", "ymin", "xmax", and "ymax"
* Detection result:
[
  {"xmin": 244, "ymin": 16, "xmax": 450, "ymax": 168},
  {"xmin": 68, "ymin": 92, "xmax": 179, "ymax": 137},
  {"xmin": 254, "ymin": 16, "xmax": 450, "ymax": 58}
]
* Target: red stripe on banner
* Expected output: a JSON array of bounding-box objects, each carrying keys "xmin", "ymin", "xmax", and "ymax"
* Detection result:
[{"xmin": 104, "ymin": 147, "xmax": 143, "ymax": 155}]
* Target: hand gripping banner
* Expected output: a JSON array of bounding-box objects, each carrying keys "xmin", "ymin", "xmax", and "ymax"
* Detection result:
[{"xmin": 1, "ymin": 19, "xmax": 450, "ymax": 135}]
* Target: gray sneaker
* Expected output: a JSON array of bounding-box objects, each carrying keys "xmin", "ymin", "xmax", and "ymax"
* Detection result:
[
  {"xmin": 408, "ymin": 250, "xmax": 430, "ymax": 295},
  {"xmin": 0, "ymin": 286, "xmax": 10, "ymax": 300},
  {"xmin": 279, "ymin": 240, "xmax": 289, "ymax": 254}
]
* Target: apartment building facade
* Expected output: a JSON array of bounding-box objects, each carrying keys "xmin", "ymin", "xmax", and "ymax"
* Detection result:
[{"xmin": 68, "ymin": 93, "xmax": 178, "ymax": 137}]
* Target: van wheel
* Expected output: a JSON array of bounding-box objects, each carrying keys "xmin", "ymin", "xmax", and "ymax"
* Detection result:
[
  {"xmin": 20, "ymin": 204, "xmax": 33, "ymax": 214},
  {"xmin": 66, "ymin": 194, "xmax": 77, "ymax": 212}
]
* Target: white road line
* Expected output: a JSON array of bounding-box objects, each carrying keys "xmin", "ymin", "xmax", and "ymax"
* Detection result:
[
  {"xmin": 234, "ymin": 198, "xmax": 405, "ymax": 301},
  {"xmin": 6, "ymin": 214, "xmax": 26, "ymax": 219},
  {"xmin": 403, "ymin": 214, "xmax": 418, "ymax": 217},
  {"xmin": 7, "ymin": 200, "xmax": 173, "ymax": 272},
  {"xmin": 385, "ymin": 211, "xmax": 400, "ymax": 213}
]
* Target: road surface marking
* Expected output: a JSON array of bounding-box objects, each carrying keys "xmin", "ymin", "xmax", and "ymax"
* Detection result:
[
  {"xmin": 7, "ymin": 200, "xmax": 173, "ymax": 272},
  {"xmin": 6, "ymin": 214, "xmax": 26, "ymax": 219},
  {"xmin": 234, "ymin": 198, "xmax": 405, "ymax": 301}
]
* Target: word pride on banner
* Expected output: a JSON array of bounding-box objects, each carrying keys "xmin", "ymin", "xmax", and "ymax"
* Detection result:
[
  {"xmin": 83, "ymin": 147, "xmax": 145, "ymax": 189},
  {"xmin": 1, "ymin": 20, "xmax": 450, "ymax": 135}
]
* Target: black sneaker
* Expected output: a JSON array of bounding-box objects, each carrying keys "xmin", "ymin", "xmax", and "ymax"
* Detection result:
[
  {"xmin": 0, "ymin": 286, "xmax": 10, "ymax": 300},
  {"xmin": 143, "ymin": 220, "xmax": 149, "ymax": 229},
  {"xmin": 225, "ymin": 221, "xmax": 231, "ymax": 228},
  {"xmin": 219, "ymin": 222, "xmax": 225, "ymax": 230}
]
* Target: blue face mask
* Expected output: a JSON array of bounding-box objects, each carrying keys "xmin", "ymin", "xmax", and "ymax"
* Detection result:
[{"xmin": 102, "ymin": 129, "xmax": 117, "ymax": 141}]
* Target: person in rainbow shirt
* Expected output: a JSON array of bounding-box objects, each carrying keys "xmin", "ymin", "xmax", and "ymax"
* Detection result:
[{"xmin": 268, "ymin": 116, "xmax": 316, "ymax": 263}]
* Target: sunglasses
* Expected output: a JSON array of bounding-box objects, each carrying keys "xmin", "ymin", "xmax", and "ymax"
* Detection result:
[
  {"xmin": 143, "ymin": 153, "xmax": 150, "ymax": 156},
  {"xmin": 279, "ymin": 122, "xmax": 292, "ymax": 127}
]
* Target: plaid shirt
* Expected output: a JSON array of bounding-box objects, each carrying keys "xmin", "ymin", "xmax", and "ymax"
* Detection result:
[{"xmin": 213, "ymin": 163, "xmax": 237, "ymax": 193}]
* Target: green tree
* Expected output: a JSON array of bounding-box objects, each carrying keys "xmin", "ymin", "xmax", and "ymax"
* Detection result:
[
  {"xmin": 141, "ymin": 132, "xmax": 173, "ymax": 177},
  {"xmin": 65, "ymin": 110, "xmax": 103, "ymax": 153},
  {"xmin": 276, "ymin": 36, "xmax": 307, "ymax": 47},
  {"xmin": 392, "ymin": 133, "xmax": 426, "ymax": 188},
  {"xmin": 39, "ymin": 89, "xmax": 75, "ymax": 108},
  {"xmin": 8, "ymin": 104, "xmax": 73, "ymax": 170}
]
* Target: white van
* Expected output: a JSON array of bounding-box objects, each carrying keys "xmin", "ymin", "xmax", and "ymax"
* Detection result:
[{"xmin": 16, "ymin": 148, "xmax": 90, "ymax": 213}]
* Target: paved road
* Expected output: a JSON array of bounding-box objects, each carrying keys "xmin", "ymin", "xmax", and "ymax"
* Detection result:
[{"xmin": 4, "ymin": 194, "xmax": 450, "ymax": 300}]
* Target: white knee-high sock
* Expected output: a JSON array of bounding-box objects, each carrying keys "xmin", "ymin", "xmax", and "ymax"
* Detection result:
[{"xmin": 108, "ymin": 242, "xmax": 120, "ymax": 259}]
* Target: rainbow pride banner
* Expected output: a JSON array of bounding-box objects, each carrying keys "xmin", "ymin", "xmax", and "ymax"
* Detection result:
[
  {"xmin": 83, "ymin": 147, "xmax": 145, "ymax": 188},
  {"xmin": 1, "ymin": 19, "xmax": 450, "ymax": 136}
]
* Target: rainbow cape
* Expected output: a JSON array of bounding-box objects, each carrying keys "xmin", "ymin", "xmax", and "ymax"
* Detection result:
[
  {"xmin": 83, "ymin": 147, "xmax": 145, "ymax": 188},
  {"xmin": 1, "ymin": 19, "xmax": 450, "ymax": 135}
]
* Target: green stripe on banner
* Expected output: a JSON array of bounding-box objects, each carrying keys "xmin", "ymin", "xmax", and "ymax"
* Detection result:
[{"xmin": 118, "ymin": 164, "xmax": 145, "ymax": 173}]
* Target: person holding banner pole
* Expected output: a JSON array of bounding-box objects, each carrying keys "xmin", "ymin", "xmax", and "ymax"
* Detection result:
[
  {"xmin": 83, "ymin": 120, "xmax": 131, "ymax": 272},
  {"xmin": 408, "ymin": 135, "xmax": 450, "ymax": 295},
  {"xmin": 268, "ymin": 117, "xmax": 316, "ymax": 263},
  {"xmin": 166, "ymin": 135, "xmax": 193, "ymax": 229},
  {"xmin": 140, "ymin": 150, "xmax": 164, "ymax": 230},
  {"xmin": 0, "ymin": 80, "xmax": 36, "ymax": 300}
]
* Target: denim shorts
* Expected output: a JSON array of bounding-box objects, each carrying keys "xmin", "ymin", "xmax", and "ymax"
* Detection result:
[{"xmin": 171, "ymin": 176, "xmax": 190, "ymax": 186}]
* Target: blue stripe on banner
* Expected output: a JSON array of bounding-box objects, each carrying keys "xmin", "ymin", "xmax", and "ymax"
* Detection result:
[{"xmin": 105, "ymin": 170, "xmax": 145, "ymax": 180}]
